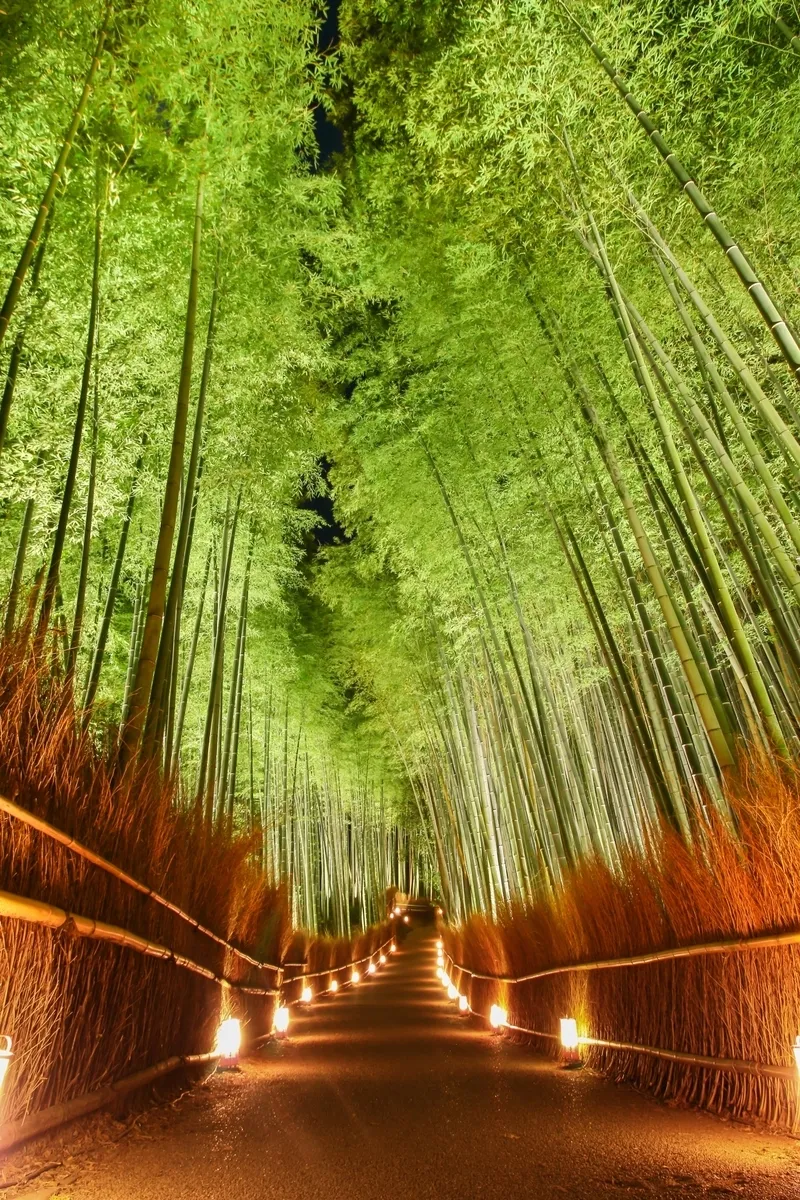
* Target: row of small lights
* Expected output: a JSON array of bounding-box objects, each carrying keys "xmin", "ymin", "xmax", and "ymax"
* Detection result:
[
  {"xmin": 267, "ymin": 939, "xmax": 398, "ymax": 1047},
  {"xmin": 435, "ymin": 941, "xmax": 800, "ymax": 1070},
  {"xmin": 0, "ymin": 906, "xmax": 416, "ymax": 1096},
  {"xmin": 434, "ymin": 942, "xmax": 607, "ymax": 1058},
  {"xmin": 268, "ymin": 906, "xmax": 410, "ymax": 1048},
  {"xmin": 0, "ymin": 940, "xmax": 403, "ymax": 1096},
  {"xmin": 0, "ymin": 907, "xmax": 412, "ymax": 1095}
]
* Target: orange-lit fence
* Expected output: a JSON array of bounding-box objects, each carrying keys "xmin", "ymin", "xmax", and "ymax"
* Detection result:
[
  {"xmin": 0, "ymin": 795, "xmax": 392, "ymax": 1154},
  {"xmin": 440, "ymin": 936, "xmax": 800, "ymax": 1125}
]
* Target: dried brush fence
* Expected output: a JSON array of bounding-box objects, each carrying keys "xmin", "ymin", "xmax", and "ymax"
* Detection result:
[
  {"xmin": 0, "ymin": 636, "xmax": 396, "ymax": 1153},
  {"xmin": 443, "ymin": 757, "xmax": 800, "ymax": 1131},
  {"xmin": 280, "ymin": 925, "xmax": 394, "ymax": 1005},
  {"xmin": 0, "ymin": 635, "xmax": 293, "ymax": 1149}
]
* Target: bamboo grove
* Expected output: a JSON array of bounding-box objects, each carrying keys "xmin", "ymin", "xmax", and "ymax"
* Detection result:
[{"xmin": 3, "ymin": 0, "xmax": 800, "ymax": 941}]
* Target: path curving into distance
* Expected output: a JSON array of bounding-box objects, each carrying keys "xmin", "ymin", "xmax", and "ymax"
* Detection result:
[{"xmin": 42, "ymin": 929, "xmax": 799, "ymax": 1199}]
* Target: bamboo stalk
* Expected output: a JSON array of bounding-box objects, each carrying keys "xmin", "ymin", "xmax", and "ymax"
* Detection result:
[{"xmin": 0, "ymin": 6, "xmax": 110, "ymax": 347}]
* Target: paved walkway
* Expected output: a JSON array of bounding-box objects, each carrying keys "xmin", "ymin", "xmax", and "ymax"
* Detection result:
[{"xmin": 32, "ymin": 929, "xmax": 800, "ymax": 1199}]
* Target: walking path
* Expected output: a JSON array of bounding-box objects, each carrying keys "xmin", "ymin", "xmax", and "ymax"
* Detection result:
[{"xmin": 23, "ymin": 929, "xmax": 800, "ymax": 1199}]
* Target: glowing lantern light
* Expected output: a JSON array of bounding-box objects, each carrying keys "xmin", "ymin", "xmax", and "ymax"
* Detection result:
[
  {"xmin": 436, "ymin": 967, "xmax": 443, "ymax": 981},
  {"xmin": 489, "ymin": 1005, "xmax": 507, "ymax": 1030},
  {"xmin": 215, "ymin": 1018, "xmax": 241, "ymax": 1066},
  {"xmin": 330, "ymin": 979, "xmax": 339, "ymax": 993},
  {"xmin": 459, "ymin": 995, "xmax": 469, "ymax": 1013},
  {"xmin": 442, "ymin": 972, "xmax": 450, "ymax": 988},
  {"xmin": 394, "ymin": 907, "xmax": 401, "ymax": 916},
  {"xmin": 560, "ymin": 1018, "xmax": 579, "ymax": 1050},
  {"xmin": 436, "ymin": 939, "xmax": 443, "ymax": 949},
  {"xmin": 403, "ymin": 915, "xmax": 410, "ymax": 924},
  {"xmin": 351, "ymin": 969, "xmax": 361, "ymax": 984},
  {"xmin": 367, "ymin": 962, "xmax": 377, "ymax": 975},
  {"xmin": 379, "ymin": 954, "xmax": 386, "ymax": 965},
  {"xmin": 273, "ymin": 1006, "xmax": 290, "ymax": 1036},
  {"xmin": 794, "ymin": 1036, "xmax": 800, "ymax": 1073},
  {"xmin": 390, "ymin": 943, "xmax": 397, "ymax": 953},
  {"xmin": 437, "ymin": 906, "xmax": 443, "ymax": 915},
  {"xmin": 301, "ymin": 985, "xmax": 313, "ymax": 1004},
  {"xmin": 447, "ymin": 983, "xmax": 458, "ymax": 1001},
  {"xmin": 0, "ymin": 1036, "xmax": 13, "ymax": 1096}
]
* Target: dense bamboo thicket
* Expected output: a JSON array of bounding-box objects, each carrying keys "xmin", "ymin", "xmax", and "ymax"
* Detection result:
[{"xmin": 3, "ymin": 0, "xmax": 800, "ymax": 1132}]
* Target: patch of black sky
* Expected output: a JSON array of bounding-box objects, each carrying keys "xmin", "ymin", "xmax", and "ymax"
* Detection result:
[
  {"xmin": 298, "ymin": 456, "xmax": 352, "ymax": 562},
  {"xmin": 312, "ymin": 0, "xmax": 344, "ymax": 170}
]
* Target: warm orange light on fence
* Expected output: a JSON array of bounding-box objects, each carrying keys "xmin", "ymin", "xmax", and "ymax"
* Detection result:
[
  {"xmin": 301, "ymin": 985, "xmax": 313, "ymax": 1004},
  {"xmin": 215, "ymin": 1018, "xmax": 241, "ymax": 1063},
  {"xmin": 351, "ymin": 969, "xmax": 360, "ymax": 984},
  {"xmin": 447, "ymin": 983, "xmax": 458, "ymax": 1001},
  {"xmin": 367, "ymin": 962, "xmax": 376, "ymax": 975},
  {"xmin": 273, "ymin": 1006, "xmax": 290, "ymax": 1035},
  {"xmin": 0, "ymin": 1036, "xmax": 13, "ymax": 1096},
  {"xmin": 330, "ymin": 979, "xmax": 339, "ymax": 993},
  {"xmin": 489, "ymin": 1005, "xmax": 507, "ymax": 1030},
  {"xmin": 794, "ymin": 1036, "xmax": 800, "ymax": 1073},
  {"xmin": 560, "ymin": 1018, "xmax": 579, "ymax": 1051},
  {"xmin": 390, "ymin": 943, "xmax": 397, "ymax": 953},
  {"xmin": 459, "ymin": 995, "xmax": 468, "ymax": 1013},
  {"xmin": 379, "ymin": 954, "xmax": 386, "ymax": 965}
]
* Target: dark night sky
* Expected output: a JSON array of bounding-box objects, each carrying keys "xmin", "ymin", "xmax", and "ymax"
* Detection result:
[
  {"xmin": 300, "ymin": 4, "xmax": 348, "ymax": 553},
  {"xmin": 313, "ymin": 0, "xmax": 344, "ymax": 166}
]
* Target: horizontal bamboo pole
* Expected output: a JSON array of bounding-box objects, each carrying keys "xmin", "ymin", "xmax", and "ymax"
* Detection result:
[
  {"xmin": 444, "ymin": 926, "xmax": 800, "ymax": 984},
  {"xmin": 578, "ymin": 1035, "xmax": 797, "ymax": 1079},
  {"xmin": 0, "ymin": 1050, "xmax": 219, "ymax": 1154},
  {"xmin": 0, "ymin": 888, "xmax": 278, "ymax": 996},
  {"xmin": 0, "ymin": 794, "xmax": 281, "ymax": 973},
  {"xmin": 501, "ymin": 1019, "xmax": 795, "ymax": 1077},
  {"xmin": 452, "ymin": 954, "xmax": 799, "ymax": 1080},
  {"xmin": 283, "ymin": 936, "xmax": 394, "ymax": 983}
]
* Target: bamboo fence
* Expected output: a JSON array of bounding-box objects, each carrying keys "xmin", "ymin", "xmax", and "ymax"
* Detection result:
[
  {"xmin": 0, "ymin": 794, "xmax": 395, "ymax": 1151},
  {"xmin": 443, "ymin": 942, "xmax": 800, "ymax": 1082}
]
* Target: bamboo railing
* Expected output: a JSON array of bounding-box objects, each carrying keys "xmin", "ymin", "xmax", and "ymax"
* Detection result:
[
  {"xmin": 0, "ymin": 793, "xmax": 281, "ymax": 972},
  {"xmin": 0, "ymin": 1052, "xmax": 219, "ymax": 1155},
  {"xmin": 0, "ymin": 887, "xmax": 279, "ymax": 996},
  {"xmin": 0, "ymin": 792, "xmax": 397, "ymax": 1153},
  {"xmin": 283, "ymin": 936, "xmax": 394, "ymax": 984},
  {"xmin": 444, "ymin": 927, "xmax": 800, "ymax": 984},
  {"xmin": 443, "ymin": 945, "xmax": 800, "ymax": 1078}
]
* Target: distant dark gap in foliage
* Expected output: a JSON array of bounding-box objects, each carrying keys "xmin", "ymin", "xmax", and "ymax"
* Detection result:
[
  {"xmin": 309, "ymin": 0, "xmax": 343, "ymax": 170},
  {"xmin": 297, "ymin": 455, "xmax": 352, "ymax": 554}
]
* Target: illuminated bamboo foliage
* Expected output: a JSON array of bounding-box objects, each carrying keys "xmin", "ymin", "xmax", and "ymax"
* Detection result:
[{"xmin": 2, "ymin": 0, "xmax": 800, "ymax": 942}]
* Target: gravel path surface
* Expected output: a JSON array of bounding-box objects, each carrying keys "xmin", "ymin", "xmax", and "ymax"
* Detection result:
[{"xmin": 23, "ymin": 928, "xmax": 800, "ymax": 1199}]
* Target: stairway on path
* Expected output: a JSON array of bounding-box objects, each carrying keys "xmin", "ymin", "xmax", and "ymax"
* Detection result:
[{"xmin": 35, "ymin": 928, "xmax": 800, "ymax": 1200}]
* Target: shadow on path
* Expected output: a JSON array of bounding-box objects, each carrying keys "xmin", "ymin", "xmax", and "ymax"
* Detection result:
[{"xmin": 41, "ymin": 928, "xmax": 800, "ymax": 1199}]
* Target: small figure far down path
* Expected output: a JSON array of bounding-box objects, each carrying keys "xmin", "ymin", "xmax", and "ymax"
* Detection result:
[{"xmin": 26, "ymin": 929, "xmax": 800, "ymax": 1199}]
